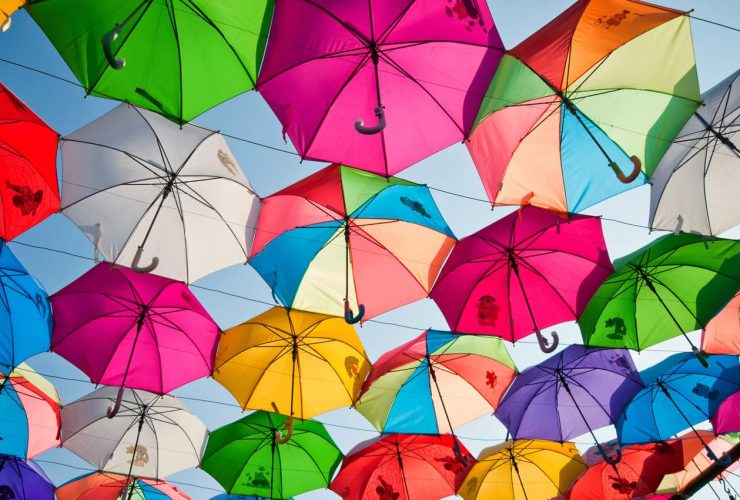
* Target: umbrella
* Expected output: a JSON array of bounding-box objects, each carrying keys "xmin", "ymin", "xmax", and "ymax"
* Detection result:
[
  {"xmin": 62, "ymin": 386, "xmax": 207, "ymax": 479},
  {"xmin": 0, "ymin": 1, "xmax": 22, "ymax": 30},
  {"xmin": 0, "ymin": 82, "xmax": 59, "ymax": 240},
  {"xmin": 211, "ymin": 496, "xmax": 292, "ymax": 500},
  {"xmin": 60, "ymin": 103, "xmax": 261, "ymax": 283},
  {"xmin": 430, "ymin": 206, "xmax": 612, "ymax": 352},
  {"xmin": 27, "ymin": 0, "xmax": 274, "ymax": 124},
  {"xmin": 200, "ymin": 411, "xmax": 342, "ymax": 500},
  {"xmin": 355, "ymin": 329, "xmax": 517, "ymax": 435},
  {"xmin": 0, "ymin": 454, "xmax": 54, "ymax": 499},
  {"xmin": 701, "ymin": 292, "xmax": 740, "ymax": 355},
  {"xmin": 256, "ymin": 0, "xmax": 504, "ymax": 176},
  {"xmin": 650, "ymin": 69, "xmax": 740, "ymax": 236},
  {"xmin": 495, "ymin": 345, "xmax": 643, "ymax": 465},
  {"xmin": 467, "ymin": 0, "xmax": 701, "ymax": 214},
  {"xmin": 213, "ymin": 306, "xmax": 371, "ymax": 421},
  {"xmin": 712, "ymin": 391, "xmax": 740, "ymax": 435},
  {"xmin": 56, "ymin": 471, "xmax": 190, "ymax": 500},
  {"xmin": 0, "ymin": 363, "xmax": 60, "ymax": 459},
  {"xmin": 250, "ymin": 163, "xmax": 455, "ymax": 322},
  {"xmin": 458, "ymin": 439, "xmax": 586, "ymax": 500},
  {"xmin": 330, "ymin": 433, "xmax": 474, "ymax": 500},
  {"xmin": 579, "ymin": 233, "xmax": 740, "ymax": 364},
  {"xmin": 0, "ymin": 240, "xmax": 53, "ymax": 372}
]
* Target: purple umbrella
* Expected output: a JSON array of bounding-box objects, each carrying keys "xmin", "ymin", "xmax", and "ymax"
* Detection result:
[
  {"xmin": 495, "ymin": 345, "xmax": 644, "ymax": 465},
  {"xmin": 0, "ymin": 454, "xmax": 54, "ymax": 499}
]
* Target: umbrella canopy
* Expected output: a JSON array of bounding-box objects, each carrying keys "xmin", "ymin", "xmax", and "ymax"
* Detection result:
[
  {"xmin": 430, "ymin": 206, "xmax": 612, "ymax": 352},
  {"xmin": 0, "ymin": 82, "xmax": 59, "ymax": 240},
  {"xmin": 0, "ymin": 240, "xmax": 53, "ymax": 372},
  {"xmin": 201, "ymin": 411, "xmax": 342, "ymax": 500},
  {"xmin": 256, "ymin": 0, "xmax": 504, "ymax": 176},
  {"xmin": 0, "ymin": 363, "xmax": 60, "ymax": 460},
  {"xmin": 60, "ymin": 103, "xmax": 261, "ymax": 283},
  {"xmin": 0, "ymin": 1, "xmax": 22, "ymax": 30},
  {"xmin": 458, "ymin": 439, "xmax": 586, "ymax": 500},
  {"xmin": 701, "ymin": 292, "xmax": 740, "ymax": 355},
  {"xmin": 579, "ymin": 233, "xmax": 740, "ymax": 358},
  {"xmin": 467, "ymin": 0, "xmax": 700, "ymax": 214},
  {"xmin": 650, "ymin": 69, "xmax": 740, "ymax": 236},
  {"xmin": 330, "ymin": 433, "xmax": 474, "ymax": 500},
  {"xmin": 250, "ymin": 164, "xmax": 455, "ymax": 321},
  {"xmin": 62, "ymin": 387, "xmax": 207, "ymax": 479},
  {"xmin": 27, "ymin": 0, "xmax": 274, "ymax": 124},
  {"xmin": 214, "ymin": 306, "xmax": 370, "ymax": 420},
  {"xmin": 712, "ymin": 391, "xmax": 740, "ymax": 435},
  {"xmin": 0, "ymin": 454, "xmax": 54, "ymax": 499},
  {"xmin": 355, "ymin": 329, "xmax": 517, "ymax": 434},
  {"xmin": 56, "ymin": 471, "xmax": 190, "ymax": 500}
]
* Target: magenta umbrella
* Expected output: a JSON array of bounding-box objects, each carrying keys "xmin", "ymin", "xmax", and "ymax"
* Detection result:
[
  {"xmin": 256, "ymin": 0, "xmax": 504, "ymax": 176},
  {"xmin": 51, "ymin": 263, "xmax": 220, "ymax": 415},
  {"xmin": 430, "ymin": 206, "xmax": 613, "ymax": 352}
]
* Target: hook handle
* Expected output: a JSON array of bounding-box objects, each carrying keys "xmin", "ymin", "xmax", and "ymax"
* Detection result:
[
  {"xmin": 131, "ymin": 245, "xmax": 159, "ymax": 273},
  {"xmin": 692, "ymin": 346, "xmax": 710, "ymax": 368},
  {"xmin": 535, "ymin": 329, "xmax": 559, "ymax": 353},
  {"xmin": 601, "ymin": 445, "xmax": 622, "ymax": 465},
  {"xmin": 706, "ymin": 446, "xmax": 732, "ymax": 466},
  {"xmin": 275, "ymin": 417, "xmax": 294, "ymax": 444},
  {"xmin": 107, "ymin": 386, "xmax": 125, "ymax": 418},
  {"xmin": 354, "ymin": 106, "xmax": 386, "ymax": 135},
  {"xmin": 344, "ymin": 299, "xmax": 365, "ymax": 324},
  {"xmin": 610, "ymin": 156, "xmax": 642, "ymax": 184},
  {"xmin": 102, "ymin": 25, "xmax": 126, "ymax": 70}
]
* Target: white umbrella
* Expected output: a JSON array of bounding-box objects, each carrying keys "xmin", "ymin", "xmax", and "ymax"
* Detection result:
[
  {"xmin": 61, "ymin": 103, "xmax": 261, "ymax": 283},
  {"xmin": 61, "ymin": 386, "xmax": 207, "ymax": 479},
  {"xmin": 650, "ymin": 70, "xmax": 740, "ymax": 236}
]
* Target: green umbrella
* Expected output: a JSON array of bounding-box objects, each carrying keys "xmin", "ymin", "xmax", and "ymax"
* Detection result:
[
  {"xmin": 579, "ymin": 233, "xmax": 740, "ymax": 365},
  {"xmin": 200, "ymin": 411, "xmax": 342, "ymax": 499},
  {"xmin": 27, "ymin": 0, "xmax": 273, "ymax": 123}
]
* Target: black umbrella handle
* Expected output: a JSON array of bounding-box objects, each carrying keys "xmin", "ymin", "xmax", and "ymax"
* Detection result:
[
  {"xmin": 102, "ymin": 25, "xmax": 126, "ymax": 70},
  {"xmin": 535, "ymin": 328, "xmax": 559, "ymax": 353},
  {"xmin": 598, "ymin": 443, "xmax": 622, "ymax": 465},
  {"xmin": 355, "ymin": 106, "xmax": 386, "ymax": 135},
  {"xmin": 692, "ymin": 346, "xmax": 710, "ymax": 368},
  {"xmin": 610, "ymin": 156, "xmax": 642, "ymax": 184}
]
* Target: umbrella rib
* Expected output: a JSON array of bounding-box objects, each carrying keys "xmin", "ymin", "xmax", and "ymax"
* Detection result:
[
  {"xmin": 239, "ymin": 345, "xmax": 294, "ymax": 411},
  {"xmin": 168, "ymin": 176, "xmax": 191, "ymax": 281},
  {"xmin": 515, "ymin": 258, "xmax": 578, "ymax": 317},
  {"xmin": 164, "ymin": 0, "xmax": 184, "ymax": 124},
  {"xmin": 128, "ymin": 99, "xmax": 173, "ymax": 173},
  {"xmin": 289, "ymin": 439, "xmax": 334, "ymax": 483},
  {"xmin": 302, "ymin": 0, "xmax": 368, "ymax": 43},
  {"xmin": 254, "ymin": 46, "xmax": 369, "ymax": 88}
]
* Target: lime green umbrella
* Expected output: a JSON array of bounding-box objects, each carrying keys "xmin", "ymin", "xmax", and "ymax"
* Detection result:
[
  {"xmin": 27, "ymin": 0, "xmax": 273, "ymax": 123},
  {"xmin": 579, "ymin": 234, "xmax": 740, "ymax": 365},
  {"xmin": 200, "ymin": 411, "xmax": 342, "ymax": 500}
]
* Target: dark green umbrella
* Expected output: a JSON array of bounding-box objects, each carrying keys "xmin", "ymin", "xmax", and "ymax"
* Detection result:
[
  {"xmin": 579, "ymin": 233, "xmax": 740, "ymax": 365},
  {"xmin": 27, "ymin": 0, "xmax": 273, "ymax": 123},
  {"xmin": 200, "ymin": 411, "xmax": 342, "ymax": 499}
]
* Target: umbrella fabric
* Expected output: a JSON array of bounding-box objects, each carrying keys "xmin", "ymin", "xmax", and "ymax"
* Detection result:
[
  {"xmin": 60, "ymin": 103, "xmax": 261, "ymax": 283},
  {"xmin": 0, "ymin": 240, "xmax": 53, "ymax": 372},
  {"xmin": 51, "ymin": 262, "xmax": 219, "ymax": 394},
  {"xmin": 579, "ymin": 233, "xmax": 740, "ymax": 352},
  {"xmin": 257, "ymin": 0, "xmax": 504, "ymax": 176},
  {"xmin": 0, "ymin": 363, "xmax": 60, "ymax": 459},
  {"xmin": 210, "ymin": 496, "xmax": 292, "ymax": 500},
  {"xmin": 214, "ymin": 306, "xmax": 371, "ymax": 419},
  {"xmin": 62, "ymin": 386, "xmax": 207, "ymax": 479},
  {"xmin": 650, "ymin": 69, "xmax": 740, "ymax": 236},
  {"xmin": 0, "ymin": 1, "xmax": 22, "ymax": 30},
  {"xmin": 711, "ymin": 391, "xmax": 740, "ymax": 434},
  {"xmin": 467, "ymin": 0, "xmax": 700, "ymax": 214},
  {"xmin": 617, "ymin": 353, "xmax": 740, "ymax": 445},
  {"xmin": 701, "ymin": 292, "xmax": 740, "ymax": 355},
  {"xmin": 201, "ymin": 411, "xmax": 342, "ymax": 500},
  {"xmin": 495, "ymin": 345, "xmax": 643, "ymax": 442},
  {"xmin": 459, "ymin": 439, "xmax": 586, "ymax": 500},
  {"xmin": 330, "ymin": 433, "xmax": 474, "ymax": 500},
  {"xmin": 250, "ymin": 164, "xmax": 455, "ymax": 320},
  {"xmin": 56, "ymin": 471, "xmax": 190, "ymax": 500},
  {"xmin": 356, "ymin": 329, "xmax": 517, "ymax": 434},
  {"xmin": 431, "ymin": 206, "xmax": 612, "ymax": 351},
  {"xmin": 0, "ymin": 82, "xmax": 59, "ymax": 240},
  {"xmin": 0, "ymin": 454, "xmax": 54, "ymax": 499},
  {"xmin": 27, "ymin": 0, "xmax": 274, "ymax": 124}
]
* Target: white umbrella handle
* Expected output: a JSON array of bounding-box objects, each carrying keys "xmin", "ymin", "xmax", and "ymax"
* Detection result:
[
  {"xmin": 102, "ymin": 25, "xmax": 126, "ymax": 70},
  {"xmin": 131, "ymin": 245, "xmax": 159, "ymax": 273}
]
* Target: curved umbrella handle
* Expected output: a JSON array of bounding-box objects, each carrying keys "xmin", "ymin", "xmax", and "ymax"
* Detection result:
[
  {"xmin": 275, "ymin": 417, "xmax": 294, "ymax": 445},
  {"xmin": 344, "ymin": 299, "xmax": 365, "ymax": 324},
  {"xmin": 692, "ymin": 346, "xmax": 710, "ymax": 368},
  {"xmin": 102, "ymin": 25, "xmax": 126, "ymax": 69},
  {"xmin": 706, "ymin": 447, "xmax": 732, "ymax": 466},
  {"xmin": 535, "ymin": 329, "xmax": 559, "ymax": 353},
  {"xmin": 354, "ymin": 106, "xmax": 386, "ymax": 135},
  {"xmin": 131, "ymin": 245, "xmax": 159, "ymax": 273},
  {"xmin": 610, "ymin": 156, "xmax": 642, "ymax": 184},
  {"xmin": 107, "ymin": 386, "xmax": 125, "ymax": 418},
  {"xmin": 601, "ymin": 446, "xmax": 622, "ymax": 465},
  {"xmin": 1, "ymin": 16, "xmax": 11, "ymax": 32}
]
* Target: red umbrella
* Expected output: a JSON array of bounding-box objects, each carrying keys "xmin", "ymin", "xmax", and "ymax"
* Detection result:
[{"xmin": 330, "ymin": 433, "xmax": 474, "ymax": 500}]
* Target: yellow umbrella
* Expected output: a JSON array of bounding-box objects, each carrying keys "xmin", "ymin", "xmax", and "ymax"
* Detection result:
[
  {"xmin": 214, "ymin": 307, "xmax": 371, "ymax": 423},
  {"xmin": 0, "ymin": 0, "xmax": 23, "ymax": 30},
  {"xmin": 459, "ymin": 439, "xmax": 586, "ymax": 500}
]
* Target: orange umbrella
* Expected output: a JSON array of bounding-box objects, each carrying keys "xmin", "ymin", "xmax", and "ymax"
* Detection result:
[
  {"xmin": 701, "ymin": 292, "xmax": 740, "ymax": 354},
  {"xmin": 657, "ymin": 431, "xmax": 738, "ymax": 493}
]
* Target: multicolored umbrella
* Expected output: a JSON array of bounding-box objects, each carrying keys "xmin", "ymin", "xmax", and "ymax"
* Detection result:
[
  {"xmin": 250, "ymin": 164, "xmax": 455, "ymax": 322},
  {"xmin": 458, "ymin": 439, "xmax": 586, "ymax": 500},
  {"xmin": 0, "ymin": 454, "xmax": 54, "ymax": 499},
  {"xmin": 56, "ymin": 472, "xmax": 190, "ymax": 500},
  {"xmin": 201, "ymin": 411, "xmax": 342, "ymax": 500},
  {"xmin": 213, "ymin": 306, "xmax": 371, "ymax": 420},
  {"xmin": 430, "ymin": 206, "xmax": 612, "ymax": 352},
  {"xmin": 467, "ymin": 0, "xmax": 700, "ymax": 213},
  {"xmin": 27, "ymin": 0, "xmax": 274, "ymax": 123},
  {"xmin": 256, "ymin": 0, "xmax": 504, "ymax": 176},
  {"xmin": 650, "ymin": 69, "xmax": 740, "ymax": 236},
  {"xmin": 0, "ymin": 82, "xmax": 59, "ymax": 240},
  {"xmin": 330, "ymin": 433, "xmax": 474, "ymax": 500},
  {"xmin": 0, "ymin": 240, "xmax": 53, "ymax": 372},
  {"xmin": 712, "ymin": 391, "xmax": 740, "ymax": 435},
  {"xmin": 0, "ymin": 0, "xmax": 22, "ymax": 30},
  {"xmin": 60, "ymin": 103, "xmax": 260, "ymax": 283},
  {"xmin": 701, "ymin": 292, "xmax": 740, "ymax": 355},
  {"xmin": 0, "ymin": 363, "xmax": 60, "ymax": 460},
  {"xmin": 355, "ymin": 329, "xmax": 517, "ymax": 434}
]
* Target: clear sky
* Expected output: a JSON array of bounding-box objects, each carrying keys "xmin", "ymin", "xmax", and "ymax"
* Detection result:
[{"xmin": 1, "ymin": 1, "xmax": 740, "ymax": 498}]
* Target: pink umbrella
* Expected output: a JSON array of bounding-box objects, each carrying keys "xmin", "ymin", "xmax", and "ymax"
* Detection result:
[
  {"xmin": 712, "ymin": 391, "xmax": 740, "ymax": 435},
  {"xmin": 256, "ymin": 0, "xmax": 504, "ymax": 176},
  {"xmin": 51, "ymin": 263, "xmax": 219, "ymax": 415}
]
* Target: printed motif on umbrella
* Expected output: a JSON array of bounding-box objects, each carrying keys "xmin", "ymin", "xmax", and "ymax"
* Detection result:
[{"xmin": 445, "ymin": 0, "xmax": 487, "ymax": 32}]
